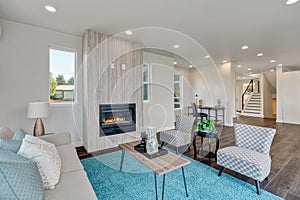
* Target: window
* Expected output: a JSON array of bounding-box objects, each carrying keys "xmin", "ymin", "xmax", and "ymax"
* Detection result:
[
  {"xmin": 174, "ymin": 74, "xmax": 182, "ymax": 109},
  {"xmin": 49, "ymin": 48, "xmax": 76, "ymax": 103},
  {"xmin": 143, "ymin": 64, "xmax": 151, "ymax": 101}
]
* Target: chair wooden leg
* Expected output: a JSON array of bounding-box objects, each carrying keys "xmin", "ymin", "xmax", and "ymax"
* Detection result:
[
  {"xmin": 255, "ymin": 180, "xmax": 261, "ymax": 195},
  {"xmin": 218, "ymin": 166, "xmax": 224, "ymax": 176},
  {"xmin": 161, "ymin": 142, "xmax": 165, "ymax": 148}
]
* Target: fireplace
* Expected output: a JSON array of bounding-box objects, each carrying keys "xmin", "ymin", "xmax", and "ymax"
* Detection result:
[{"xmin": 99, "ymin": 103, "xmax": 136, "ymax": 136}]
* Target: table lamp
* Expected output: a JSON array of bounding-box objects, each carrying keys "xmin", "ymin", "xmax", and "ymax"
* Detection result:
[{"xmin": 27, "ymin": 102, "xmax": 50, "ymax": 136}]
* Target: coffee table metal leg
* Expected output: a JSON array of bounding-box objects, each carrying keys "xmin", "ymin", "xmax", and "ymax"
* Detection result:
[
  {"xmin": 182, "ymin": 167, "xmax": 188, "ymax": 197},
  {"xmin": 119, "ymin": 150, "xmax": 125, "ymax": 171},
  {"xmin": 154, "ymin": 173, "xmax": 158, "ymax": 200},
  {"xmin": 162, "ymin": 174, "xmax": 166, "ymax": 200}
]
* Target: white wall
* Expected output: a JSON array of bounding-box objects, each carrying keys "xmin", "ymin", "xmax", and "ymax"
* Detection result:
[
  {"xmin": 190, "ymin": 63, "xmax": 234, "ymax": 126},
  {"xmin": 277, "ymin": 67, "xmax": 300, "ymax": 124},
  {"xmin": 262, "ymin": 74, "xmax": 274, "ymax": 118},
  {"xmin": 0, "ymin": 19, "xmax": 83, "ymax": 145},
  {"xmin": 143, "ymin": 52, "xmax": 175, "ymax": 131},
  {"xmin": 218, "ymin": 63, "xmax": 235, "ymax": 125}
]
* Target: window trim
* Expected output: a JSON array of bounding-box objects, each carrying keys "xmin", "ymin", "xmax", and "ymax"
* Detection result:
[
  {"xmin": 143, "ymin": 63, "xmax": 151, "ymax": 102},
  {"xmin": 174, "ymin": 74, "xmax": 183, "ymax": 110},
  {"xmin": 48, "ymin": 46, "xmax": 77, "ymax": 105}
]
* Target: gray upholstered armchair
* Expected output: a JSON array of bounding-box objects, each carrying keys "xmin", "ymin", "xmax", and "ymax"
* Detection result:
[
  {"xmin": 160, "ymin": 115, "xmax": 196, "ymax": 154},
  {"xmin": 217, "ymin": 123, "xmax": 276, "ymax": 195}
]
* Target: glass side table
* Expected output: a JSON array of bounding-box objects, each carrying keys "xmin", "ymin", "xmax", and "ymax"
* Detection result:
[{"xmin": 193, "ymin": 131, "xmax": 219, "ymax": 165}]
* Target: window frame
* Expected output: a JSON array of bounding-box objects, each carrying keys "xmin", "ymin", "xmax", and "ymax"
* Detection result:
[
  {"xmin": 48, "ymin": 46, "xmax": 77, "ymax": 105},
  {"xmin": 174, "ymin": 74, "xmax": 183, "ymax": 110},
  {"xmin": 143, "ymin": 63, "xmax": 151, "ymax": 102}
]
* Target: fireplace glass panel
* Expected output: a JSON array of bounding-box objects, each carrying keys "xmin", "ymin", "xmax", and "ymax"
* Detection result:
[{"xmin": 99, "ymin": 103, "xmax": 136, "ymax": 136}]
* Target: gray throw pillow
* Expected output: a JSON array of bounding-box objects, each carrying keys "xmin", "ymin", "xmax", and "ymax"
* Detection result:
[{"xmin": 0, "ymin": 149, "xmax": 44, "ymax": 200}]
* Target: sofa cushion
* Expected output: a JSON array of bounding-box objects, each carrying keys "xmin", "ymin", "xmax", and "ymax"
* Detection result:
[
  {"xmin": 18, "ymin": 135, "xmax": 61, "ymax": 190},
  {"xmin": 0, "ymin": 137, "xmax": 22, "ymax": 153},
  {"xmin": 0, "ymin": 149, "xmax": 43, "ymax": 200},
  {"xmin": 0, "ymin": 127, "xmax": 14, "ymax": 139},
  {"xmin": 56, "ymin": 144, "xmax": 83, "ymax": 173},
  {"xmin": 39, "ymin": 132, "xmax": 71, "ymax": 146},
  {"xmin": 44, "ymin": 170, "xmax": 97, "ymax": 200}
]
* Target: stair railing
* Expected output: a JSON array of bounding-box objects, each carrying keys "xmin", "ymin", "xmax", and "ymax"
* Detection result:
[{"xmin": 242, "ymin": 79, "xmax": 254, "ymax": 110}]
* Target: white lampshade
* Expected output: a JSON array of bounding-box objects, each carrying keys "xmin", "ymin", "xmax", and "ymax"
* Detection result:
[{"xmin": 27, "ymin": 102, "xmax": 50, "ymax": 119}]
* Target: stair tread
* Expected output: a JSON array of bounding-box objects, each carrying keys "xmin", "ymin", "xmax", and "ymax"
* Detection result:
[{"xmin": 243, "ymin": 112, "xmax": 261, "ymax": 114}]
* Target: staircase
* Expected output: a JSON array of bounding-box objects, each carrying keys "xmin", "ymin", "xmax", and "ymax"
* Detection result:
[{"xmin": 242, "ymin": 93, "xmax": 263, "ymax": 117}]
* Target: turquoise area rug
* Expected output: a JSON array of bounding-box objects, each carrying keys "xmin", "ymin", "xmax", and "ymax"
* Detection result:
[{"xmin": 81, "ymin": 150, "xmax": 282, "ymax": 200}]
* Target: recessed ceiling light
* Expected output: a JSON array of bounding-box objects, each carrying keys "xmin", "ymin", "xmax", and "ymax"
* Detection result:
[
  {"xmin": 257, "ymin": 53, "xmax": 263, "ymax": 57},
  {"xmin": 45, "ymin": 5, "xmax": 56, "ymax": 12},
  {"xmin": 241, "ymin": 45, "xmax": 248, "ymax": 50},
  {"xmin": 173, "ymin": 45, "xmax": 180, "ymax": 49},
  {"xmin": 237, "ymin": 65, "xmax": 242, "ymax": 68},
  {"xmin": 278, "ymin": 64, "xmax": 283, "ymax": 67},
  {"xmin": 125, "ymin": 30, "xmax": 133, "ymax": 35},
  {"xmin": 174, "ymin": 61, "xmax": 177, "ymax": 65},
  {"xmin": 222, "ymin": 60, "xmax": 227, "ymax": 63},
  {"xmin": 205, "ymin": 55, "xmax": 210, "ymax": 59},
  {"xmin": 270, "ymin": 60, "xmax": 276, "ymax": 63},
  {"xmin": 270, "ymin": 69, "xmax": 275, "ymax": 72},
  {"xmin": 189, "ymin": 65, "xmax": 193, "ymax": 68},
  {"xmin": 286, "ymin": 0, "xmax": 299, "ymax": 5},
  {"xmin": 248, "ymin": 68, "xmax": 252, "ymax": 71}
]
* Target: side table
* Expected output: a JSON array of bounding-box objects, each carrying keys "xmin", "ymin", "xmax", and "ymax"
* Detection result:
[{"xmin": 193, "ymin": 131, "xmax": 219, "ymax": 165}]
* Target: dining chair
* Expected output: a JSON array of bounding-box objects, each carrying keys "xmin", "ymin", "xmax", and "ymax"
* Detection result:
[{"xmin": 191, "ymin": 103, "xmax": 208, "ymax": 120}]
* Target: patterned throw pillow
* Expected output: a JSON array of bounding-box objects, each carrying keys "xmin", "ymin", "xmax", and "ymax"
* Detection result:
[
  {"xmin": 18, "ymin": 135, "xmax": 61, "ymax": 190},
  {"xmin": 12, "ymin": 129, "xmax": 27, "ymax": 141},
  {"xmin": 0, "ymin": 129, "xmax": 27, "ymax": 153},
  {"xmin": 0, "ymin": 149, "xmax": 43, "ymax": 200},
  {"xmin": 0, "ymin": 138, "xmax": 22, "ymax": 153}
]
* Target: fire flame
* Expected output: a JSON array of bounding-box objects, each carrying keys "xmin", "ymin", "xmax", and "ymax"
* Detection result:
[{"xmin": 104, "ymin": 117, "xmax": 126, "ymax": 124}]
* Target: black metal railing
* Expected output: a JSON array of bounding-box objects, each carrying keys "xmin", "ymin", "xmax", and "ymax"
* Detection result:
[{"xmin": 242, "ymin": 79, "xmax": 254, "ymax": 110}]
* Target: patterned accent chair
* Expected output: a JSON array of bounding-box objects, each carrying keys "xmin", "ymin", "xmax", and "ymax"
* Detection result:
[
  {"xmin": 160, "ymin": 115, "xmax": 196, "ymax": 154},
  {"xmin": 217, "ymin": 123, "xmax": 276, "ymax": 195}
]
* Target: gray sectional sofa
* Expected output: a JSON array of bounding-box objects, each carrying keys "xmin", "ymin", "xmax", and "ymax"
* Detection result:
[{"xmin": 0, "ymin": 129, "xmax": 97, "ymax": 200}]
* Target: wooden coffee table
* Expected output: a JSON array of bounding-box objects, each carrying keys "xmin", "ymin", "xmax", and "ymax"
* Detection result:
[{"xmin": 119, "ymin": 141, "xmax": 191, "ymax": 200}]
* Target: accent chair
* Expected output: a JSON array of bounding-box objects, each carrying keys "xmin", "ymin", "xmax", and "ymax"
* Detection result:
[
  {"xmin": 217, "ymin": 123, "xmax": 276, "ymax": 195},
  {"xmin": 160, "ymin": 115, "xmax": 196, "ymax": 154}
]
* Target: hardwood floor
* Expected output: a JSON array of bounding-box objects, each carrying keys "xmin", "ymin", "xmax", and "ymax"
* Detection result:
[{"xmin": 77, "ymin": 116, "xmax": 300, "ymax": 200}]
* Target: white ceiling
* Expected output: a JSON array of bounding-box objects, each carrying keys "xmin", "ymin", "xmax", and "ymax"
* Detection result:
[{"xmin": 1, "ymin": 0, "xmax": 300, "ymax": 75}]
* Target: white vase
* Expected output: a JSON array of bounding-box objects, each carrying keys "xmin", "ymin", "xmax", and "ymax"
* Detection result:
[{"xmin": 146, "ymin": 127, "xmax": 158, "ymax": 154}]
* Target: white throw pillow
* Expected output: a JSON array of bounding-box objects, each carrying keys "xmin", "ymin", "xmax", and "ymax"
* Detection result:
[{"xmin": 18, "ymin": 135, "xmax": 61, "ymax": 190}]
